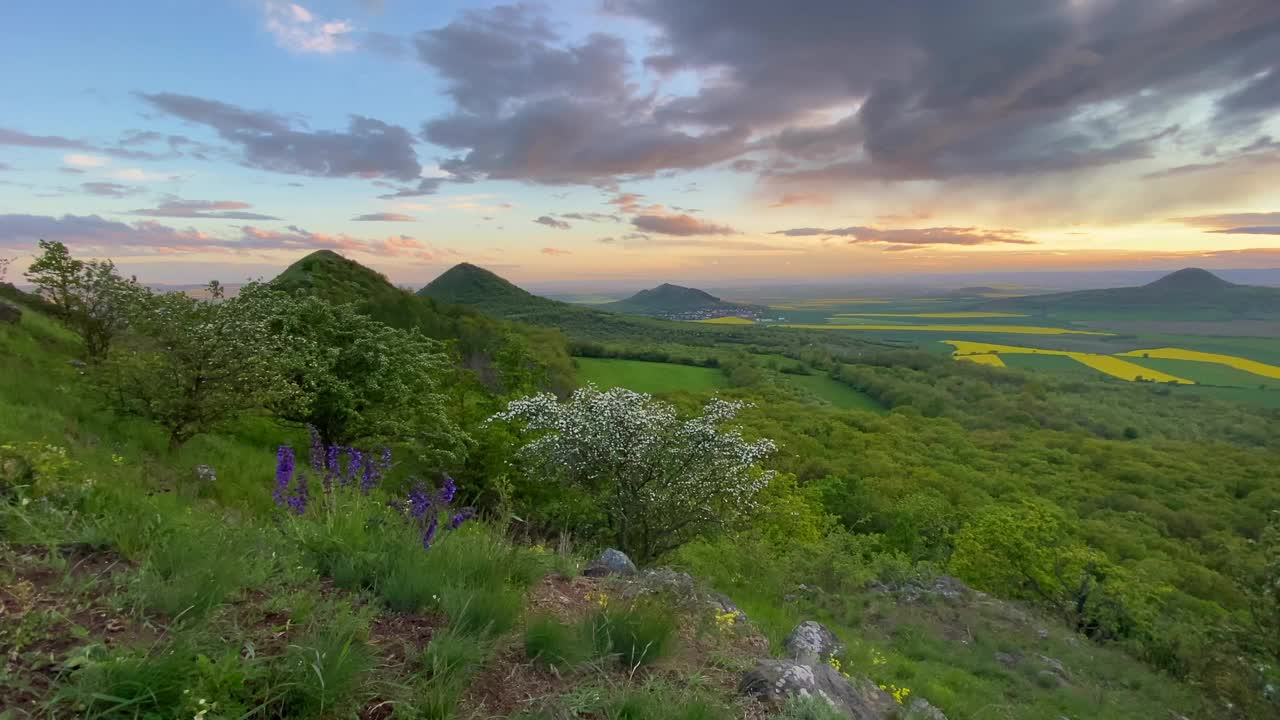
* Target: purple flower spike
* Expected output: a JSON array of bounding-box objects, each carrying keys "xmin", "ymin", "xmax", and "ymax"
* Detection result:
[
  {"xmin": 450, "ymin": 507, "xmax": 474, "ymax": 530},
  {"xmin": 422, "ymin": 513, "xmax": 439, "ymax": 549},
  {"xmin": 406, "ymin": 483, "xmax": 432, "ymax": 520},
  {"xmin": 287, "ymin": 474, "xmax": 308, "ymax": 515},
  {"xmin": 273, "ymin": 445, "xmax": 295, "ymax": 508},
  {"xmin": 348, "ymin": 448, "xmax": 364, "ymax": 489},
  {"xmin": 325, "ymin": 445, "xmax": 340, "ymax": 490},
  {"xmin": 307, "ymin": 426, "xmax": 325, "ymax": 474},
  {"xmin": 438, "ymin": 474, "xmax": 457, "ymax": 505}
]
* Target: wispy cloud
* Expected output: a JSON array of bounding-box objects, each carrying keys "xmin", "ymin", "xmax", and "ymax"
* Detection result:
[
  {"xmin": 262, "ymin": 2, "xmax": 354, "ymax": 54},
  {"xmin": 534, "ymin": 215, "xmax": 571, "ymax": 230},
  {"xmin": 541, "ymin": 246, "xmax": 571, "ymax": 256},
  {"xmin": 64, "ymin": 153, "xmax": 108, "ymax": 168},
  {"xmin": 771, "ymin": 225, "xmax": 1035, "ymax": 248},
  {"xmin": 631, "ymin": 213, "xmax": 735, "ymax": 236},
  {"xmin": 133, "ymin": 199, "xmax": 281, "ymax": 220},
  {"xmin": 352, "ymin": 212, "xmax": 415, "ymax": 221},
  {"xmin": 81, "ymin": 182, "xmax": 143, "ymax": 198}
]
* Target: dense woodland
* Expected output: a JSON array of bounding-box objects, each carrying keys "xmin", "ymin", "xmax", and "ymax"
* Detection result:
[{"xmin": 1, "ymin": 243, "xmax": 1277, "ymax": 719}]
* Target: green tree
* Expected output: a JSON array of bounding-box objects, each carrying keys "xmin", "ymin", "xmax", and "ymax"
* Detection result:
[
  {"xmin": 100, "ymin": 282, "xmax": 290, "ymax": 449},
  {"xmin": 489, "ymin": 385, "xmax": 777, "ymax": 562},
  {"xmin": 263, "ymin": 292, "xmax": 467, "ymax": 467},
  {"xmin": 23, "ymin": 241, "xmax": 141, "ymax": 360}
]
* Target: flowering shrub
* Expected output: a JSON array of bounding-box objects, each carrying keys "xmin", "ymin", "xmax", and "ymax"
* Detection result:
[{"xmin": 488, "ymin": 385, "xmax": 776, "ymax": 562}]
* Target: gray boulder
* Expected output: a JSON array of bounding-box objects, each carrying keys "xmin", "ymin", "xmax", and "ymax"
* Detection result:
[
  {"xmin": 785, "ymin": 621, "xmax": 841, "ymax": 664},
  {"xmin": 740, "ymin": 660, "xmax": 898, "ymax": 720},
  {"xmin": 0, "ymin": 300, "xmax": 20, "ymax": 325},
  {"xmin": 194, "ymin": 464, "xmax": 217, "ymax": 484},
  {"xmin": 905, "ymin": 698, "xmax": 949, "ymax": 720},
  {"xmin": 582, "ymin": 548, "xmax": 637, "ymax": 577}
]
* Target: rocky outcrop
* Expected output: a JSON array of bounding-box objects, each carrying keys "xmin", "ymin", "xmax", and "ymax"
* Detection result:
[
  {"xmin": 784, "ymin": 620, "xmax": 842, "ymax": 664},
  {"xmin": 582, "ymin": 548, "xmax": 638, "ymax": 577},
  {"xmin": 741, "ymin": 620, "xmax": 949, "ymax": 720}
]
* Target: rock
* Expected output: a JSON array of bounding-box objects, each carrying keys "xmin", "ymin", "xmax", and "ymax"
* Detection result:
[
  {"xmin": 68, "ymin": 359, "xmax": 86, "ymax": 372},
  {"xmin": 1035, "ymin": 670, "xmax": 1068, "ymax": 689},
  {"xmin": 740, "ymin": 659, "xmax": 899, "ymax": 720},
  {"xmin": 1036, "ymin": 655, "xmax": 1070, "ymax": 685},
  {"xmin": 1036, "ymin": 628, "xmax": 1050, "ymax": 640},
  {"xmin": 194, "ymin": 464, "xmax": 217, "ymax": 484},
  {"xmin": 867, "ymin": 575, "xmax": 972, "ymax": 604},
  {"xmin": 0, "ymin": 300, "xmax": 20, "ymax": 325},
  {"xmin": 709, "ymin": 592, "xmax": 744, "ymax": 618},
  {"xmin": 784, "ymin": 621, "xmax": 841, "ymax": 664},
  {"xmin": 905, "ymin": 698, "xmax": 949, "ymax": 720},
  {"xmin": 582, "ymin": 548, "xmax": 637, "ymax": 577},
  {"xmin": 641, "ymin": 567, "xmax": 697, "ymax": 595},
  {"xmin": 994, "ymin": 652, "xmax": 1019, "ymax": 669}
]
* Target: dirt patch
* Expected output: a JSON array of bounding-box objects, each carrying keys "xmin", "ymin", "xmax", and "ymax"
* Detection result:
[
  {"xmin": 369, "ymin": 609, "xmax": 446, "ymax": 670},
  {"xmin": 1, "ymin": 545, "xmax": 140, "ymax": 718}
]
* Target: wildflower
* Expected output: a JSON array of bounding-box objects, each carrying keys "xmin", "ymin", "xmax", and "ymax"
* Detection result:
[
  {"xmin": 586, "ymin": 591, "xmax": 609, "ymax": 608},
  {"xmin": 347, "ymin": 448, "xmax": 364, "ymax": 489},
  {"xmin": 714, "ymin": 610, "xmax": 740, "ymax": 633},
  {"xmin": 273, "ymin": 445, "xmax": 295, "ymax": 508},
  {"xmin": 450, "ymin": 507, "xmax": 474, "ymax": 530},
  {"xmin": 325, "ymin": 444, "xmax": 341, "ymax": 489},
  {"xmin": 422, "ymin": 513, "xmax": 439, "ymax": 549},
  {"xmin": 359, "ymin": 447, "xmax": 389, "ymax": 494},
  {"xmin": 111, "ymin": 453, "xmax": 125, "ymax": 465},
  {"xmin": 406, "ymin": 483, "xmax": 432, "ymax": 519},
  {"xmin": 286, "ymin": 473, "xmax": 308, "ymax": 515},
  {"xmin": 307, "ymin": 425, "xmax": 325, "ymax": 474},
  {"xmin": 438, "ymin": 473, "xmax": 457, "ymax": 504}
]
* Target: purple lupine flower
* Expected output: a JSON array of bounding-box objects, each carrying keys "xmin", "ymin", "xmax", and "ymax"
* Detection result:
[
  {"xmin": 406, "ymin": 483, "xmax": 432, "ymax": 520},
  {"xmin": 307, "ymin": 426, "xmax": 325, "ymax": 474},
  {"xmin": 286, "ymin": 473, "xmax": 308, "ymax": 515},
  {"xmin": 273, "ymin": 445, "xmax": 295, "ymax": 508},
  {"xmin": 347, "ymin": 449, "xmax": 364, "ymax": 490},
  {"xmin": 422, "ymin": 513, "xmax": 439, "ymax": 549},
  {"xmin": 450, "ymin": 507, "xmax": 475, "ymax": 530},
  {"xmin": 325, "ymin": 445, "xmax": 340, "ymax": 490},
  {"xmin": 437, "ymin": 474, "xmax": 457, "ymax": 505},
  {"xmin": 361, "ymin": 447, "xmax": 391, "ymax": 494}
]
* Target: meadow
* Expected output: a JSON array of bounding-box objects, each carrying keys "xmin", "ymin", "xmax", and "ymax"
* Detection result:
[{"xmin": 573, "ymin": 356, "xmax": 728, "ymax": 393}]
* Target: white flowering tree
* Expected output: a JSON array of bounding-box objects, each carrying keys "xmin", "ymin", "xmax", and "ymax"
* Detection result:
[{"xmin": 489, "ymin": 385, "xmax": 776, "ymax": 562}]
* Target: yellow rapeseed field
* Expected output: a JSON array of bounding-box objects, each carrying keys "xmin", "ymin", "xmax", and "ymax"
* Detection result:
[
  {"xmin": 785, "ymin": 324, "xmax": 1109, "ymax": 335},
  {"xmin": 693, "ymin": 316, "xmax": 756, "ymax": 325},
  {"xmin": 957, "ymin": 353, "xmax": 1006, "ymax": 367},
  {"xmin": 942, "ymin": 341, "xmax": 1193, "ymax": 384},
  {"xmin": 1118, "ymin": 348, "xmax": 1280, "ymax": 380},
  {"xmin": 830, "ymin": 312, "xmax": 1029, "ymax": 318}
]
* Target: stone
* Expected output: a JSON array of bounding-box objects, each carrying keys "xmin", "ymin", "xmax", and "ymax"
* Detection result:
[
  {"xmin": 582, "ymin": 548, "xmax": 637, "ymax": 577},
  {"xmin": 740, "ymin": 659, "xmax": 900, "ymax": 720},
  {"xmin": 194, "ymin": 464, "xmax": 217, "ymax": 484},
  {"xmin": 0, "ymin": 300, "xmax": 20, "ymax": 325},
  {"xmin": 784, "ymin": 621, "xmax": 841, "ymax": 664},
  {"xmin": 994, "ymin": 652, "xmax": 1019, "ymax": 668},
  {"xmin": 905, "ymin": 698, "xmax": 949, "ymax": 720},
  {"xmin": 1036, "ymin": 655, "xmax": 1070, "ymax": 686}
]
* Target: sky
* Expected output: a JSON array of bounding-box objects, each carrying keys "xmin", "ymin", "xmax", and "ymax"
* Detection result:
[{"xmin": 2, "ymin": 0, "xmax": 1279, "ymax": 288}]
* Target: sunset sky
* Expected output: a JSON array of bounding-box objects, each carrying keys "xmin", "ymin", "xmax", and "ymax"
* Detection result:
[{"xmin": 2, "ymin": 0, "xmax": 1279, "ymax": 287}]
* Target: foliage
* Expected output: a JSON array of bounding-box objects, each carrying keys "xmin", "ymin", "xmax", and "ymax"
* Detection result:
[
  {"xmin": 490, "ymin": 385, "xmax": 776, "ymax": 562},
  {"xmin": 263, "ymin": 292, "xmax": 469, "ymax": 462},
  {"xmin": 524, "ymin": 614, "xmax": 593, "ymax": 670},
  {"xmin": 97, "ymin": 281, "xmax": 290, "ymax": 448},
  {"xmin": 589, "ymin": 598, "xmax": 677, "ymax": 669},
  {"xmin": 23, "ymin": 240, "xmax": 143, "ymax": 360}
]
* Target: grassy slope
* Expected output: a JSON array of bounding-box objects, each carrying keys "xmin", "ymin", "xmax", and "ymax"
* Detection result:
[
  {"xmin": 782, "ymin": 373, "xmax": 884, "ymax": 412},
  {"xmin": 0, "ymin": 302, "xmax": 1233, "ymax": 719},
  {"xmin": 574, "ymin": 357, "xmax": 728, "ymax": 393}
]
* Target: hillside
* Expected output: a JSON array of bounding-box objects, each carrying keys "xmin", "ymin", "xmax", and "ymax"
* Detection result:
[
  {"xmin": 604, "ymin": 283, "xmax": 765, "ymax": 320},
  {"xmin": 987, "ymin": 267, "xmax": 1280, "ymax": 317},
  {"xmin": 418, "ymin": 262, "xmax": 567, "ymax": 317}
]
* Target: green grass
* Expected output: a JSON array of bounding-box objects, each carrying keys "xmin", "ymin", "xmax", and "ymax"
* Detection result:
[
  {"xmin": 783, "ymin": 373, "xmax": 884, "ymax": 412},
  {"xmin": 575, "ymin": 357, "xmax": 728, "ymax": 394},
  {"xmin": 1121, "ymin": 356, "xmax": 1280, "ymax": 388},
  {"xmin": 999, "ymin": 352, "xmax": 1100, "ymax": 376}
]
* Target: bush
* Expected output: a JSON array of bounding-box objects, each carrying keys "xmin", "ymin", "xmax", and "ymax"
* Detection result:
[
  {"xmin": 277, "ymin": 616, "xmax": 373, "ymax": 717},
  {"xmin": 441, "ymin": 583, "xmax": 524, "ymax": 637}
]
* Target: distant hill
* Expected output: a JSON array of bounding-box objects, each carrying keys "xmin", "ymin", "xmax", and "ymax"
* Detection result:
[
  {"xmin": 604, "ymin": 283, "xmax": 765, "ymax": 320},
  {"xmin": 273, "ymin": 250, "xmax": 464, "ymax": 338},
  {"xmin": 418, "ymin": 262, "xmax": 564, "ymax": 317},
  {"xmin": 985, "ymin": 267, "xmax": 1280, "ymax": 318}
]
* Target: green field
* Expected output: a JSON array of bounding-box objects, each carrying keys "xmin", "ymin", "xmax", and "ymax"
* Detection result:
[
  {"xmin": 999, "ymin": 352, "xmax": 1099, "ymax": 376},
  {"xmin": 783, "ymin": 373, "xmax": 884, "ymax": 412},
  {"xmin": 574, "ymin": 357, "xmax": 727, "ymax": 393}
]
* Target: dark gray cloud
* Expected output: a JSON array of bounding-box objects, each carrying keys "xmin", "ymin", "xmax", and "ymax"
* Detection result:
[
  {"xmin": 353, "ymin": 212, "xmax": 415, "ymax": 221},
  {"xmin": 376, "ymin": 177, "xmax": 445, "ymax": 199},
  {"xmin": 772, "ymin": 226, "xmax": 1035, "ymax": 247},
  {"xmin": 560, "ymin": 212, "xmax": 620, "ymax": 223},
  {"xmin": 0, "ymin": 127, "xmax": 171, "ymax": 161},
  {"xmin": 1175, "ymin": 211, "xmax": 1280, "ymax": 228},
  {"xmin": 534, "ymin": 215, "xmax": 571, "ymax": 230},
  {"xmin": 1207, "ymin": 226, "xmax": 1280, "ymax": 235},
  {"xmin": 603, "ymin": 0, "xmax": 1280, "ymax": 185},
  {"xmin": 138, "ymin": 92, "xmax": 423, "ymax": 181},
  {"xmin": 415, "ymin": 4, "xmax": 749, "ymax": 184},
  {"xmin": 131, "ymin": 199, "xmax": 281, "ymax": 220},
  {"xmin": 631, "ymin": 213, "xmax": 734, "ymax": 236},
  {"xmin": 81, "ymin": 182, "xmax": 143, "ymax": 198}
]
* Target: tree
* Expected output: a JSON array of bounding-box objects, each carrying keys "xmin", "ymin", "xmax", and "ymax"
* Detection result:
[
  {"xmin": 489, "ymin": 385, "xmax": 776, "ymax": 562},
  {"xmin": 23, "ymin": 241, "xmax": 141, "ymax": 360},
  {"xmin": 99, "ymin": 282, "xmax": 290, "ymax": 449},
  {"xmin": 262, "ymin": 292, "xmax": 468, "ymax": 468},
  {"xmin": 0, "ymin": 256, "xmax": 10, "ymax": 283},
  {"xmin": 24, "ymin": 239, "xmax": 81, "ymax": 318}
]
